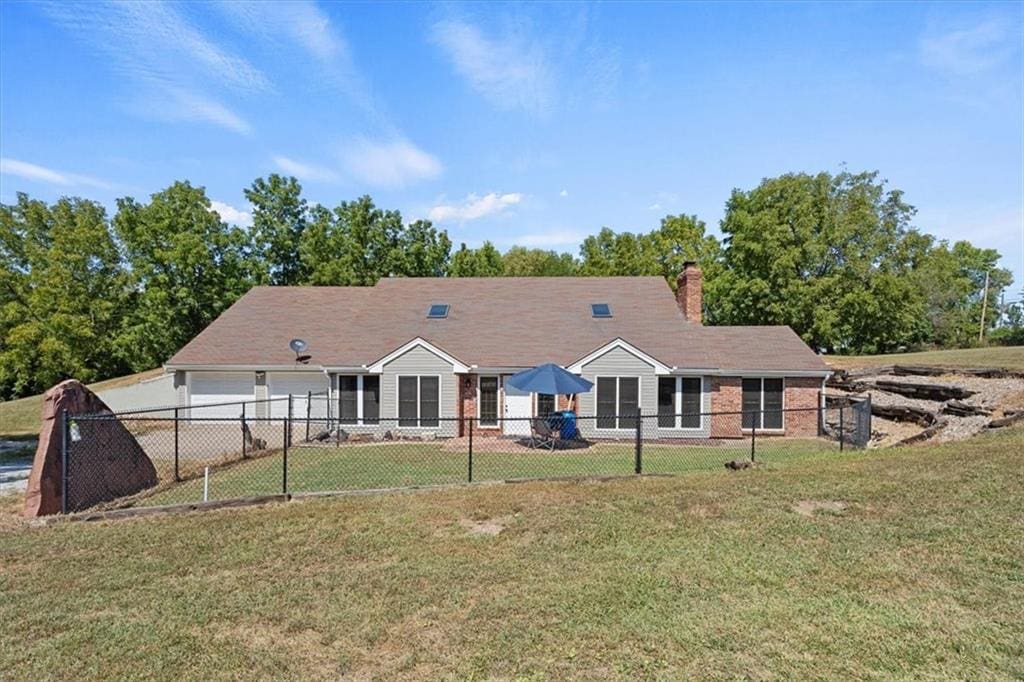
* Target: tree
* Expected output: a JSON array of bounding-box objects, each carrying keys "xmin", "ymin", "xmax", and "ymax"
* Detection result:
[
  {"xmin": 0, "ymin": 194, "xmax": 130, "ymax": 398},
  {"xmin": 244, "ymin": 174, "xmax": 308, "ymax": 285},
  {"xmin": 501, "ymin": 247, "xmax": 577, "ymax": 276},
  {"xmin": 114, "ymin": 181, "xmax": 253, "ymax": 370},
  {"xmin": 449, "ymin": 242, "xmax": 504, "ymax": 277},
  {"xmin": 709, "ymin": 171, "xmax": 929, "ymax": 353},
  {"xmin": 395, "ymin": 219, "xmax": 452, "ymax": 277}
]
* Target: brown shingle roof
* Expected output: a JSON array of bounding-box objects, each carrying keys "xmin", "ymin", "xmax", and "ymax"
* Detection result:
[{"xmin": 166, "ymin": 277, "xmax": 829, "ymax": 373}]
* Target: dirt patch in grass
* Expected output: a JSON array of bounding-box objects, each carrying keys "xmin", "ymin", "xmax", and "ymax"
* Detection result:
[
  {"xmin": 459, "ymin": 515, "xmax": 513, "ymax": 536},
  {"xmin": 791, "ymin": 499, "xmax": 849, "ymax": 518}
]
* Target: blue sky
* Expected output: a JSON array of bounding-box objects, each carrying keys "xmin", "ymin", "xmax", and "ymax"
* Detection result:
[{"xmin": 2, "ymin": 1, "xmax": 1022, "ymax": 290}]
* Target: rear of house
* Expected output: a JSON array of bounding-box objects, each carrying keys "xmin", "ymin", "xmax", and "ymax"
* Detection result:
[{"xmin": 164, "ymin": 267, "xmax": 831, "ymax": 438}]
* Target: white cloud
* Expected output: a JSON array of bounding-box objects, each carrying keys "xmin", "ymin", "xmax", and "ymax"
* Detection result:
[
  {"xmin": 272, "ymin": 155, "xmax": 341, "ymax": 183},
  {"xmin": 648, "ymin": 203, "xmax": 661, "ymax": 211},
  {"xmin": 0, "ymin": 158, "xmax": 113, "ymax": 190},
  {"xmin": 341, "ymin": 138, "xmax": 442, "ymax": 188},
  {"xmin": 920, "ymin": 19, "xmax": 1016, "ymax": 76},
  {"xmin": 559, "ymin": 189, "xmax": 569, "ymax": 197},
  {"xmin": 209, "ymin": 200, "xmax": 253, "ymax": 227},
  {"xmin": 430, "ymin": 19, "xmax": 554, "ymax": 115},
  {"xmin": 429, "ymin": 192, "xmax": 523, "ymax": 223},
  {"xmin": 41, "ymin": 1, "xmax": 266, "ymax": 134}
]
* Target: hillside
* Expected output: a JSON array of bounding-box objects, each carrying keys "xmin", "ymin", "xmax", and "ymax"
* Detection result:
[
  {"xmin": 0, "ymin": 369, "xmax": 163, "ymax": 438},
  {"xmin": 2, "ymin": 426, "xmax": 1021, "ymax": 678},
  {"xmin": 827, "ymin": 346, "xmax": 1024, "ymax": 372}
]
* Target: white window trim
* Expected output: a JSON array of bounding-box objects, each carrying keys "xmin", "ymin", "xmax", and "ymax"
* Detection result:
[
  {"xmin": 741, "ymin": 377, "xmax": 786, "ymax": 432},
  {"xmin": 335, "ymin": 374, "xmax": 381, "ymax": 426},
  {"xmin": 593, "ymin": 375, "xmax": 642, "ymax": 431},
  {"xmin": 395, "ymin": 374, "xmax": 442, "ymax": 428},
  {"xmin": 477, "ymin": 375, "xmax": 501, "ymax": 427},
  {"xmin": 535, "ymin": 392, "xmax": 558, "ymax": 417},
  {"xmin": 657, "ymin": 376, "xmax": 706, "ymax": 432}
]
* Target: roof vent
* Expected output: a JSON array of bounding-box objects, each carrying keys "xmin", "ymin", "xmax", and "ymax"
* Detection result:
[
  {"xmin": 427, "ymin": 304, "xmax": 450, "ymax": 319},
  {"xmin": 591, "ymin": 303, "xmax": 612, "ymax": 318}
]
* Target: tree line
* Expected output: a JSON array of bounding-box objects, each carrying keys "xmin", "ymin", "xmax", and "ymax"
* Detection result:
[{"xmin": 1, "ymin": 169, "xmax": 1017, "ymax": 400}]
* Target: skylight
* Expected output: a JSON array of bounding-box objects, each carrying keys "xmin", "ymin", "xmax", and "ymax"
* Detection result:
[
  {"xmin": 427, "ymin": 304, "xmax": 450, "ymax": 319},
  {"xmin": 591, "ymin": 303, "xmax": 612, "ymax": 318}
]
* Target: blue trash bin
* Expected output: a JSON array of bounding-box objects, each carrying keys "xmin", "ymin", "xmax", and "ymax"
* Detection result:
[{"xmin": 558, "ymin": 410, "xmax": 578, "ymax": 440}]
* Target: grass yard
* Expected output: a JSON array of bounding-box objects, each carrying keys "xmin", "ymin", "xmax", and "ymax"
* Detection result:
[
  {"xmin": 827, "ymin": 345, "xmax": 1024, "ymax": 372},
  {"xmin": 0, "ymin": 368, "xmax": 163, "ymax": 438},
  {"xmin": 2, "ymin": 426, "xmax": 1021, "ymax": 679},
  {"xmin": 136, "ymin": 437, "xmax": 838, "ymax": 508}
]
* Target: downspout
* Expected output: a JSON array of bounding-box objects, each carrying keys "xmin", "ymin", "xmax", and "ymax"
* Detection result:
[{"xmin": 322, "ymin": 368, "xmax": 333, "ymax": 428}]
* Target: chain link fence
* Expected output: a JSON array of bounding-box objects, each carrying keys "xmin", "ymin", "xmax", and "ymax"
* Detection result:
[{"xmin": 59, "ymin": 399, "xmax": 867, "ymax": 513}]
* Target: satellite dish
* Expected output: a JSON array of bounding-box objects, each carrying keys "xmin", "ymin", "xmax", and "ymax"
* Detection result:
[{"xmin": 289, "ymin": 338, "xmax": 308, "ymax": 353}]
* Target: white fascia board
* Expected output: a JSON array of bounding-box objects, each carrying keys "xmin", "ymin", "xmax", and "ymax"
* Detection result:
[
  {"xmin": 164, "ymin": 363, "xmax": 325, "ymax": 372},
  {"xmin": 705, "ymin": 368, "xmax": 833, "ymax": 378},
  {"xmin": 567, "ymin": 338, "xmax": 673, "ymax": 375},
  {"xmin": 364, "ymin": 337, "xmax": 471, "ymax": 374}
]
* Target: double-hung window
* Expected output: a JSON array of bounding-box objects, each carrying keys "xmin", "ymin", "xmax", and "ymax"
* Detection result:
[
  {"xmin": 337, "ymin": 375, "xmax": 380, "ymax": 425},
  {"xmin": 742, "ymin": 378, "xmax": 784, "ymax": 430},
  {"xmin": 657, "ymin": 377, "xmax": 702, "ymax": 429},
  {"xmin": 398, "ymin": 376, "xmax": 440, "ymax": 427},
  {"xmin": 537, "ymin": 393, "xmax": 557, "ymax": 417},
  {"xmin": 596, "ymin": 377, "xmax": 640, "ymax": 429}
]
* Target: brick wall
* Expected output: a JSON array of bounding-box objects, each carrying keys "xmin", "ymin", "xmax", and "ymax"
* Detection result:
[
  {"xmin": 783, "ymin": 376, "xmax": 821, "ymax": 438},
  {"xmin": 710, "ymin": 375, "xmax": 822, "ymax": 438},
  {"xmin": 710, "ymin": 376, "xmax": 743, "ymax": 438}
]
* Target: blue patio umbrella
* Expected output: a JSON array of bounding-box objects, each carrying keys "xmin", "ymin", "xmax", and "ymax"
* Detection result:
[{"xmin": 505, "ymin": 363, "xmax": 593, "ymax": 397}]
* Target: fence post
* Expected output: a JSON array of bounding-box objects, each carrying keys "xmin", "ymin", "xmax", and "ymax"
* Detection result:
[
  {"xmin": 174, "ymin": 407, "xmax": 180, "ymax": 482},
  {"xmin": 287, "ymin": 394, "xmax": 293, "ymax": 448},
  {"xmin": 468, "ymin": 418, "xmax": 474, "ymax": 483},
  {"xmin": 839, "ymin": 404, "xmax": 845, "ymax": 452},
  {"xmin": 751, "ymin": 420, "xmax": 757, "ymax": 462},
  {"xmin": 282, "ymin": 417, "xmax": 289, "ymax": 495},
  {"xmin": 60, "ymin": 409, "xmax": 69, "ymax": 515},
  {"xmin": 305, "ymin": 390, "xmax": 312, "ymax": 442},
  {"xmin": 634, "ymin": 409, "xmax": 642, "ymax": 474},
  {"xmin": 241, "ymin": 402, "xmax": 247, "ymax": 459}
]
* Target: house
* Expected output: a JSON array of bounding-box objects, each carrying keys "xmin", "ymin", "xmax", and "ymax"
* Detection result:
[{"xmin": 164, "ymin": 264, "xmax": 831, "ymax": 439}]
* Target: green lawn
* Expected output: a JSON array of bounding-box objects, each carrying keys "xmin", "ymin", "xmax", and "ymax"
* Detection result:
[
  {"xmin": 137, "ymin": 438, "xmax": 837, "ymax": 508},
  {"xmin": 828, "ymin": 345, "xmax": 1024, "ymax": 372},
  {"xmin": 0, "ymin": 368, "xmax": 164, "ymax": 438},
  {"xmin": 3, "ymin": 426, "xmax": 1021, "ymax": 678}
]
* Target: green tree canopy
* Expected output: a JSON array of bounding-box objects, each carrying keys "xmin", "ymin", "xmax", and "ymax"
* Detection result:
[
  {"xmin": 709, "ymin": 171, "xmax": 933, "ymax": 352},
  {"xmin": 244, "ymin": 174, "xmax": 308, "ymax": 285},
  {"xmin": 449, "ymin": 241, "xmax": 504, "ymax": 277},
  {"xmin": 501, "ymin": 247, "xmax": 577, "ymax": 276},
  {"xmin": 114, "ymin": 181, "xmax": 253, "ymax": 370},
  {"xmin": 0, "ymin": 194, "xmax": 130, "ymax": 398}
]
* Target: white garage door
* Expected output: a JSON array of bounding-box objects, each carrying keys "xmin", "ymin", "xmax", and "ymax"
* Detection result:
[
  {"xmin": 189, "ymin": 372, "xmax": 254, "ymax": 419},
  {"xmin": 267, "ymin": 372, "xmax": 329, "ymax": 419}
]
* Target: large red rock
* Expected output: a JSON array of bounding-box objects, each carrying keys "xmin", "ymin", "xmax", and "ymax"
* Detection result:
[{"xmin": 24, "ymin": 380, "xmax": 158, "ymax": 516}]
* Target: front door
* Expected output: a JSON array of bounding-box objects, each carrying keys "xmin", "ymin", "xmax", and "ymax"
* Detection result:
[{"xmin": 503, "ymin": 384, "xmax": 532, "ymax": 435}]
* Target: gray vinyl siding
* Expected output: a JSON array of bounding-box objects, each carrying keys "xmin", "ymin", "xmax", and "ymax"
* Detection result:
[
  {"xmin": 380, "ymin": 345, "xmax": 457, "ymax": 436},
  {"xmin": 576, "ymin": 346, "xmax": 711, "ymax": 439},
  {"xmin": 577, "ymin": 346, "xmax": 658, "ymax": 439}
]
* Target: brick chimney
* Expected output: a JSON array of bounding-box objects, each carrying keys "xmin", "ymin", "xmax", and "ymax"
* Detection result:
[{"xmin": 676, "ymin": 262, "xmax": 702, "ymax": 323}]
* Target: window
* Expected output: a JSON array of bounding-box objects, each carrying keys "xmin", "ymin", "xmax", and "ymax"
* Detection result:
[
  {"xmin": 658, "ymin": 377, "xmax": 675, "ymax": 428},
  {"xmin": 398, "ymin": 375, "xmax": 440, "ymax": 427},
  {"xmin": 659, "ymin": 377, "xmax": 703, "ymax": 429},
  {"xmin": 337, "ymin": 375, "xmax": 379, "ymax": 425},
  {"xmin": 680, "ymin": 378, "xmax": 701, "ymax": 428},
  {"xmin": 427, "ymin": 304, "xmax": 449, "ymax": 318},
  {"xmin": 596, "ymin": 377, "xmax": 640, "ymax": 429},
  {"xmin": 362, "ymin": 376, "xmax": 380, "ymax": 424},
  {"xmin": 479, "ymin": 377, "xmax": 499, "ymax": 426},
  {"xmin": 742, "ymin": 378, "xmax": 784, "ymax": 430},
  {"xmin": 591, "ymin": 303, "xmax": 611, "ymax": 318},
  {"xmin": 537, "ymin": 393, "xmax": 556, "ymax": 417},
  {"xmin": 339, "ymin": 376, "xmax": 358, "ymax": 424}
]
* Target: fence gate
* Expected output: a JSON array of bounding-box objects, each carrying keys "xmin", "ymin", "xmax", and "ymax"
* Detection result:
[{"xmin": 850, "ymin": 395, "xmax": 872, "ymax": 448}]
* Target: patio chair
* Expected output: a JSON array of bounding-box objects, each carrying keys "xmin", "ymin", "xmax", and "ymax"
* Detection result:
[{"xmin": 528, "ymin": 417, "xmax": 556, "ymax": 451}]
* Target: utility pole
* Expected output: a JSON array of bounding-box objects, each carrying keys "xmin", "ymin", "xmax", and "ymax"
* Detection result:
[{"xmin": 978, "ymin": 269, "xmax": 990, "ymax": 343}]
